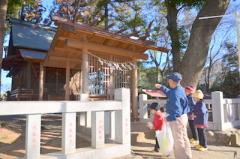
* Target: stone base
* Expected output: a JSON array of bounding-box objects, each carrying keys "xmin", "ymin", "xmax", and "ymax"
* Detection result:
[
  {"xmin": 41, "ymin": 144, "xmax": 130, "ymax": 159},
  {"xmin": 133, "ymin": 121, "xmax": 240, "ymax": 147},
  {"xmin": 207, "ymin": 129, "xmax": 240, "ymax": 147}
]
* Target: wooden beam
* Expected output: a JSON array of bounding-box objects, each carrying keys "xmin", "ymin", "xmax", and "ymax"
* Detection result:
[
  {"xmin": 26, "ymin": 62, "xmax": 32, "ymax": 89},
  {"xmin": 39, "ymin": 63, "xmax": 44, "ymax": 100},
  {"xmin": 54, "ymin": 47, "xmax": 82, "ymax": 54},
  {"xmin": 48, "ymin": 56, "xmax": 82, "ymax": 63},
  {"xmin": 43, "ymin": 60, "xmax": 81, "ymax": 69},
  {"xmin": 131, "ymin": 62, "xmax": 138, "ymax": 121},
  {"xmin": 81, "ymin": 48, "xmax": 89, "ymax": 94},
  {"xmin": 65, "ymin": 39, "xmax": 148, "ymax": 60},
  {"xmin": 71, "ymin": 25, "xmax": 167, "ymax": 52},
  {"xmin": 53, "ymin": 47, "xmax": 82, "ymax": 58},
  {"xmin": 65, "ymin": 60, "xmax": 70, "ymax": 100},
  {"xmin": 46, "ymin": 28, "xmax": 63, "ymax": 59}
]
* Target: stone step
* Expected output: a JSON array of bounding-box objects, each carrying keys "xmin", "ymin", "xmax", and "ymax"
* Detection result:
[
  {"xmin": 112, "ymin": 154, "xmax": 143, "ymax": 159},
  {"xmin": 131, "ymin": 146, "xmax": 173, "ymax": 159},
  {"xmin": 132, "ymin": 145, "xmax": 240, "ymax": 159},
  {"xmin": 131, "ymin": 121, "xmax": 240, "ymax": 147}
]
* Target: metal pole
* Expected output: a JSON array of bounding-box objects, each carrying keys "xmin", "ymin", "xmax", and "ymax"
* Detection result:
[{"xmin": 234, "ymin": 12, "xmax": 240, "ymax": 72}]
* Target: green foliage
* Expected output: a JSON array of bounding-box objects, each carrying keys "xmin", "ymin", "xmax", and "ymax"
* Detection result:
[
  {"xmin": 210, "ymin": 43, "xmax": 239, "ymax": 98},
  {"xmin": 211, "ymin": 71, "xmax": 240, "ymax": 98},
  {"xmin": 112, "ymin": 1, "xmax": 146, "ymax": 34},
  {"xmin": 7, "ymin": 0, "xmax": 34, "ymax": 18},
  {"xmin": 220, "ymin": 71, "xmax": 240, "ymax": 98},
  {"xmin": 125, "ymin": 15, "xmax": 145, "ymax": 32},
  {"xmin": 7, "ymin": 0, "xmax": 22, "ymax": 18},
  {"xmin": 138, "ymin": 60, "xmax": 169, "ymax": 90},
  {"xmin": 138, "ymin": 66, "xmax": 159, "ymax": 89}
]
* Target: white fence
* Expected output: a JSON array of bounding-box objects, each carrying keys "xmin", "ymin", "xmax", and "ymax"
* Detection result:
[
  {"xmin": 139, "ymin": 91, "xmax": 240, "ymax": 131},
  {"xmin": 0, "ymin": 88, "xmax": 131, "ymax": 159}
]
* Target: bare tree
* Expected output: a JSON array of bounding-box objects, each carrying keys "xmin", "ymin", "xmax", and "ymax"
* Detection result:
[
  {"xmin": 164, "ymin": 0, "xmax": 230, "ymax": 87},
  {"xmin": 203, "ymin": 27, "xmax": 230, "ymax": 92},
  {"xmin": 148, "ymin": 34, "xmax": 171, "ymax": 82}
]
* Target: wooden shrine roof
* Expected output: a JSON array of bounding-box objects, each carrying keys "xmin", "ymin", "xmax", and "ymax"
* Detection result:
[
  {"xmin": 4, "ymin": 19, "xmax": 169, "ymax": 70},
  {"xmin": 10, "ymin": 19, "xmax": 55, "ymax": 52},
  {"xmin": 47, "ymin": 20, "xmax": 168, "ymax": 62}
]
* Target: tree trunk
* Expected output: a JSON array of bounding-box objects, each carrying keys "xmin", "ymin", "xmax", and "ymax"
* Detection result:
[
  {"xmin": 180, "ymin": 0, "xmax": 230, "ymax": 87},
  {"xmin": 0, "ymin": 0, "xmax": 8, "ymax": 93},
  {"xmin": 166, "ymin": 2, "xmax": 181, "ymax": 72}
]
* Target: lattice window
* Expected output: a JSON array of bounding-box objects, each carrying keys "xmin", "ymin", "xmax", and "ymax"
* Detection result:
[{"xmin": 88, "ymin": 54, "xmax": 132, "ymax": 99}]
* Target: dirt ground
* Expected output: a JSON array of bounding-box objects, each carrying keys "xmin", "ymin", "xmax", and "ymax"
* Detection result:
[{"xmin": 0, "ymin": 114, "xmax": 90, "ymax": 159}]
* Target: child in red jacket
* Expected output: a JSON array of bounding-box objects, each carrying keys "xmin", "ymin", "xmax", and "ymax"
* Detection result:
[{"xmin": 147, "ymin": 102, "xmax": 165, "ymax": 152}]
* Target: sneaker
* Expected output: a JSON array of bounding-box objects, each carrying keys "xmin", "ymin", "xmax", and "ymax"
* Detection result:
[
  {"xmin": 154, "ymin": 148, "xmax": 159, "ymax": 152},
  {"xmin": 197, "ymin": 146, "xmax": 208, "ymax": 151},
  {"xmin": 195, "ymin": 144, "xmax": 202, "ymax": 149},
  {"xmin": 190, "ymin": 139, "xmax": 198, "ymax": 146}
]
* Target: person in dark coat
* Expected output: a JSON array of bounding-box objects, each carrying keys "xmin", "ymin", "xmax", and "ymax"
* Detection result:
[
  {"xmin": 192, "ymin": 90, "xmax": 208, "ymax": 151},
  {"xmin": 185, "ymin": 86, "xmax": 198, "ymax": 145}
]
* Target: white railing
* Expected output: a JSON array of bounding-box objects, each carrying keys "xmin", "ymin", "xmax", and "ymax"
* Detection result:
[
  {"xmin": 0, "ymin": 88, "xmax": 131, "ymax": 159},
  {"xmin": 138, "ymin": 91, "xmax": 240, "ymax": 131}
]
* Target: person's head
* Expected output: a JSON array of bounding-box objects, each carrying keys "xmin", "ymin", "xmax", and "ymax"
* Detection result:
[
  {"xmin": 159, "ymin": 107, "xmax": 165, "ymax": 113},
  {"xmin": 185, "ymin": 85, "xmax": 195, "ymax": 95},
  {"xmin": 192, "ymin": 90, "xmax": 204, "ymax": 102},
  {"xmin": 167, "ymin": 72, "xmax": 182, "ymax": 88},
  {"xmin": 147, "ymin": 102, "xmax": 159, "ymax": 114}
]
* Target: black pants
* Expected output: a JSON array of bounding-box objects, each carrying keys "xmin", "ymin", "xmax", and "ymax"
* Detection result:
[
  {"xmin": 155, "ymin": 137, "xmax": 159, "ymax": 150},
  {"xmin": 197, "ymin": 128, "xmax": 207, "ymax": 148},
  {"xmin": 189, "ymin": 119, "xmax": 198, "ymax": 140}
]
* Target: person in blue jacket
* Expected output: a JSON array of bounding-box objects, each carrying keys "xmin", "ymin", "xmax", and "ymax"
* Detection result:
[
  {"xmin": 155, "ymin": 72, "xmax": 192, "ymax": 159},
  {"xmin": 185, "ymin": 86, "xmax": 198, "ymax": 145},
  {"xmin": 192, "ymin": 90, "xmax": 208, "ymax": 151}
]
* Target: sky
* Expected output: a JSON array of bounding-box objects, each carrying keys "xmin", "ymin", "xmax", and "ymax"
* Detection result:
[{"xmin": 1, "ymin": 0, "xmax": 240, "ymax": 93}]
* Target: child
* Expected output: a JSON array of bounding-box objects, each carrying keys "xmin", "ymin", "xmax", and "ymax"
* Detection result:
[
  {"xmin": 192, "ymin": 90, "xmax": 208, "ymax": 151},
  {"xmin": 147, "ymin": 102, "xmax": 165, "ymax": 152},
  {"xmin": 185, "ymin": 86, "xmax": 198, "ymax": 145}
]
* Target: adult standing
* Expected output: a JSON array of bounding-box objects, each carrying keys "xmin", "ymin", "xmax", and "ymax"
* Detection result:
[{"xmin": 155, "ymin": 72, "xmax": 192, "ymax": 159}]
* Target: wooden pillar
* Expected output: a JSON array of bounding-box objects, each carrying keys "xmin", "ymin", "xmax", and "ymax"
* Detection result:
[
  {"xmin": 131, "ymin": 62, "xmax": 138, "ymax": 121},
  {"xmin": 26, "ymin": 62, "xmax": 32, "ymax": 89},
  {"xmin": 65, "ymin": 60, "xmax": 70, "ymax": 100},
  {"xmin": 81, "ymin": 48, "xmax": 89, "ymax": 94},
  {"xmin": 39, "ymin": 63, "xmax": 44, "ymax": 100},
  {"xmin": 108, "ymin": 71, "xmax": 114, "ymax": 99}
]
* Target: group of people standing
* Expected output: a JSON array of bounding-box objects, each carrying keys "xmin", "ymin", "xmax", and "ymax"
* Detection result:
[{"xmin": 146, "ymin": 72, "xmax": 208, "ymax": 159}]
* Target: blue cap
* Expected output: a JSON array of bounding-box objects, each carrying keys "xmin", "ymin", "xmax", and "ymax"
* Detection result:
[
  {"xmin": 167, "ymin": 72, "xmax": 182, "ymax": 82},
  {"xmin": 147, "ymin": 102, "xmax": 159, "ymax": 110}
]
